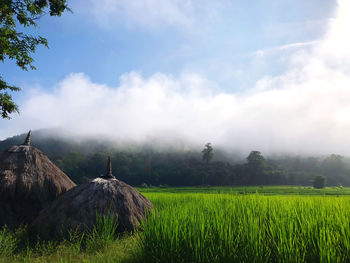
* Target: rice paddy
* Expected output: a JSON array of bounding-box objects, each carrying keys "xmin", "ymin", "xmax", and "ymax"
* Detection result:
[
  {"xmin": 1, "ymin": 186, "xmax": 350, "ymax": 262},
  {"xmin": 141, "ymin": 192, "xmax": 350, "ymax": 263}
]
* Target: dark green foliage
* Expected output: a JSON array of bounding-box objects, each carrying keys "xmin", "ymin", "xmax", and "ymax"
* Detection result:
[
  {"xmin": 313, "ymin": 175, "xmax": 326, "ymax": 189},
  {"xmin": 0, "ymin": 76, "xmax": 19, "ymax": 118},
  {"xmin": 245, "ymin": 151, "xmax": 267, "ymax": 185},
  {"xmin": 202, "ymin": 142, "xmax": 213, "ymax": 164},
  {"xmin": 0, "ymin": 0, "xmax": 69, "ymax": 118},
  {"xmin": 321, "ymin": 154, "xmax": 347, "ymax": 185},
  {"xmin": 2, "ymin": 131, "xmax": 350, "ymax": 187},
  {"xmin": 246, "ymin": 150, "xmax": 266, "ymax": 169}
]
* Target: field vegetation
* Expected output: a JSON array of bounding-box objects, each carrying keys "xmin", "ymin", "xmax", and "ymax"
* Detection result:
[
  {"xmin": 139, "ymin": 185, "xmax": 350, "ymax": 195},
  {"xmin": 1, "ymin": 186, "xmax": 350, "ymax": 262}
]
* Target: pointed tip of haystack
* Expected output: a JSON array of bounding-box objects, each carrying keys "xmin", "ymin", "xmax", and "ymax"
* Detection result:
[
  {"xmin": 107, "ymin": 156, "xmax": 113, "ymax": 177},
  {"xmin": 99, "ymin": 156, "xmax": 115, "ymax": 179},
  {"xmin": 22, "ymin": 130, "xmax": 31, "ymax": 146}
]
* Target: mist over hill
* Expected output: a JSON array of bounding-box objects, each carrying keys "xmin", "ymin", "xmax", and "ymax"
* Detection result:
[{"xmin": 1, "ymin": 129, "xmax": 350, "ymax": 187}]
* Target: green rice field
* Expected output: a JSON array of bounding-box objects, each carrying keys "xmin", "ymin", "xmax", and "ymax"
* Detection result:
[{"xmin": 1, "ymin": 186, "xmax": 350, "ymax": 263}]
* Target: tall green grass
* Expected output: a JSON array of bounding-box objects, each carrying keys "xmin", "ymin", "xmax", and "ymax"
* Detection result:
[
  {"xmin": 0, "ymin": 214, "xmax": 137, "ymax": 263},
  {"xmin": 2, "ymin": 189, "xmax": 350, "ymax": 262},
  {"xmin": 140, "ymin": 193, "xmax": 350, "ymax": 263},
  {"xmin": 0, "ymin": 226, "xmax": 18, "ymax": 258},
  {"xmin": 85, "ymin": 212, "xmax": 119, "ymax": 252}
]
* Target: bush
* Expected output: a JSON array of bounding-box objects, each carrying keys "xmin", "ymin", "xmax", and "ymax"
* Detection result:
[{"xmin": 313, "ymin": 175, "xmax": 326, "ymax": 189}]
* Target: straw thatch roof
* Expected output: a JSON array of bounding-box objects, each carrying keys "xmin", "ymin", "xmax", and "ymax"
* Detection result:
[
  {"xmin": 0, "ymin": 131, "xmax": 76, "ymax": 226},
  {"xmin": 31, "ymin": 157, "xmax": 152, "ymax": 238}
]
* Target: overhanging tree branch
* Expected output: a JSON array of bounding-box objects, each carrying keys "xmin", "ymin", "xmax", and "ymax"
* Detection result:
[{"xmin": 0, "ymin": 0, "xmax": 69, "ymax": 119}]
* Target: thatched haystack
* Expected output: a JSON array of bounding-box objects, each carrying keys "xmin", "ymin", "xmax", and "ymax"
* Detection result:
[
  {"xmin": 31, "ymin": 157, "xmax": 152, "ymax": 238},
  {"xmin": 0, "ymin": 131, "xmax": 76, "ymax": 226}
]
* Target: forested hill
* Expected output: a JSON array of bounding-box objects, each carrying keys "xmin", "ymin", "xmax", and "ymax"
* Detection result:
[{"xmin": 1, "ymin": 130, "xmax": 350, "ymax": 187}]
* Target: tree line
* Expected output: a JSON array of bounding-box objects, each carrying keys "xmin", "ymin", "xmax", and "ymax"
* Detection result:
[
  {"xmin": 53, "ymin": 148, "xmax": 349, "ymax": 187},
  {"xmin": 1, "ymin": 133, "xmax": 350, "ymax": 187}
]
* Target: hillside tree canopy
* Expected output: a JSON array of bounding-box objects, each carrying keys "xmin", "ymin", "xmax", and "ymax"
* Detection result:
[
  {"xmin": 202, "ymin": 143, "xmax": 213, "ymax": 164},
  {"xmin": 0, "ymin": 0, "xmax": 69, "ymax": 118}
]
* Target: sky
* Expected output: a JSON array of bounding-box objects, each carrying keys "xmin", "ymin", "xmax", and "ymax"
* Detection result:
[{"xmin": 1, "ymin": 0, "xmax": 350, "ymax": 156}]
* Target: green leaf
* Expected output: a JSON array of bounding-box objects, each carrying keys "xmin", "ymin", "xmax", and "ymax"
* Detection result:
[{"xmin": 0, "ymin": 0, "xmax": 69, "ymax": 118}]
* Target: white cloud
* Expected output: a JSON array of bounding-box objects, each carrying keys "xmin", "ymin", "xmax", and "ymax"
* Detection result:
[
  {"xmin": 1, "ymin": 0, "xmax": 350, "ymax": 156},
  {"xmin": 247, "ymin": 40, "xmax": 319, "ymax": 58},
  {"xmin": 314, "ymin": 0, "xmax": 350, "ymax": 69}
]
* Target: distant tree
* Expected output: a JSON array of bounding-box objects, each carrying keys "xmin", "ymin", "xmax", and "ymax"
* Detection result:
[
  {"xmin": 321, "ymin": 154, "xmax": 347, "ymax": 185},
  {"xmin": 202, "ymin": 143, "xmax": 213, "ymax": 164},
  {"xmin": 246, "ymin": 151, "xmax": 266, "ymax": 185},
  {"xmin": 0, "ymin": 0, "xmax": 70, "ymax": 118},
  {"xmin": 313, "ymin": 175, "xmax": 326, "ymax": 189},
  {"xmin": 247, "ymin": 151, "xmax": 266, "ymax": 171}
]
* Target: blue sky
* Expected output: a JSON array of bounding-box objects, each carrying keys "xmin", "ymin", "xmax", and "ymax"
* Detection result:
[
  {"xmin": 2, "ymin": 0, "xmax": 350, "ymax": 156},
  {"xmin": 1, "ymin": 0, "xmax": 335, "ymax": 90}
]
